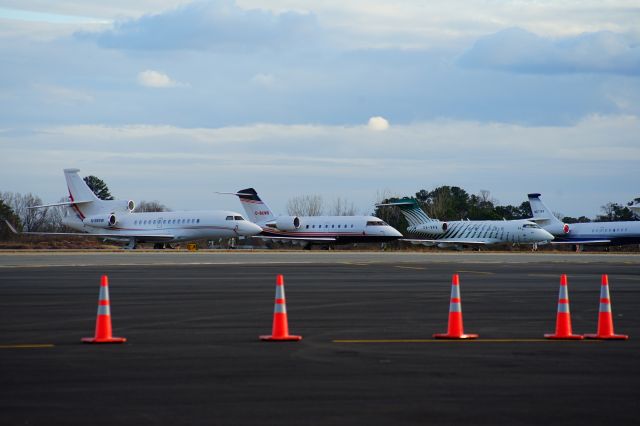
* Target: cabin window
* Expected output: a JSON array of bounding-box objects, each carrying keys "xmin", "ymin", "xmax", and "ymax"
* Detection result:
[
  {"xmin": 338, "ymin": 225, "xmax": 341, "ymax": 228},
  {"xmin": 197, "ymin": 219, "xmax": 200, "ymax": 223},
  {"xmin": 306, "ymin": 225, "xmax": 309, "ymax": 229}
]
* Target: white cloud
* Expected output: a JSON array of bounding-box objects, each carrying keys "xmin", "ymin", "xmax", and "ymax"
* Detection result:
[
  {"xmin": 35, "ymin": 84, "xmax": 94, "ymax": 104},
  {"xmin": 459, "ymin": 28, "xmax": 640, "ymax": 75},
  {"xmin": 251, "ymin": 73, "xmax": 277, "ymax": 89},
  {"xmin": 137, "ymin": 70, "xmax": 184, "ymax": 88},
  {"xmin": 368, "ymin": 116, "xmax": 389, "ymax": 131}
]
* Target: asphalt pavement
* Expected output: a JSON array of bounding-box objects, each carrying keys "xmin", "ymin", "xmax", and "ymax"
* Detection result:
[{"xmin": 0, "ymin": 252, "xmax": 638, "ymax": 425}]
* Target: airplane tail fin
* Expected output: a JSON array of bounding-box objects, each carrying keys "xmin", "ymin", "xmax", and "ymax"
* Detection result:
[
  {"xmin": 63, "ymin": 169, "xmax": 99, "ymax": 218},
  {"xmin": 236, "ymin": 188, "xmax": 276, "ymax": 224},
  {"xmin": 527, "ymin": 193, "xmax": 563, "ymax": 224},
  {"xmin": 527, "ymin": 193, "xmax": 569, "ymax": 234},
  {"xmin": 376, "ymin": 197, "xmax": 433, "ymax": 226}
]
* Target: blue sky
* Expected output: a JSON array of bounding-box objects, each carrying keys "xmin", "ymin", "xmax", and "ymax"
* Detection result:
[{"xmin": 0, "ymin": 0, "xmax": 639, "ymax": 217}]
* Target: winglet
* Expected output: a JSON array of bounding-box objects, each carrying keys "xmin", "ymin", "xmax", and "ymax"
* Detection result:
[{"xmin": 3, "ymin": 219, "xmax": 19, "ymax": 235}]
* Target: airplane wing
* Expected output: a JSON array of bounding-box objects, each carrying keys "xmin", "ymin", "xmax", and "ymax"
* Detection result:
[
  {"xmin": 252, "ymin": 235, "xmax": 337, "ymax": 242},
  {"xmin": 3, "ymin": 220, "xmax": 175, "ymax": 240},
  {"xmin": 402, "ymin": 238, "xmax": 488, "ymax": 246},
  {"xmin": 27, "ymin": 200, "xmax": 94, "ymax": 209},
  {"xmin": 550, "ymin": 239, "xmax": 611, "ymax": 245}
]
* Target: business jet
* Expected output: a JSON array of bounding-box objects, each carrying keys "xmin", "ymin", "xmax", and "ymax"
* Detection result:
[
  {"xmin": 4, "ymin": 169, "xmax": 262, "ymax": 248},
  {"xmin": 219, "ymin": 188, "xmax": 402, "ymax": 247},
  {"xmin": 527, "ymin": 193, "xmax": 640, "ymax": 248},
  {"xmin": 377, "ymin": 197, "xmax": 554, "ymax": 248}
]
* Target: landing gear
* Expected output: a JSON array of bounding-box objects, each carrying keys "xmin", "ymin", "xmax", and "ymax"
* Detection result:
[
  {"xmin": 153, "ymin": 243, "xmax": 165, "ymax": 249},
  {"xmin": 125, "ymin": 238, "xmax": 137, "ymax": 250}
]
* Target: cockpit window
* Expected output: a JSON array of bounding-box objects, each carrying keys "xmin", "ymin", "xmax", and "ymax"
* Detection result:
[
  {"xmin": 366, "ymin": 221, "xmax": 387, "ymax": 226},
  {"xmin": 226, "ymin": 216, "xmax": 234, "ymax": 220},
  {"xmin": 523, "ymin": 223, "xmax": 540, "ymax": 229},
  {"xmin": 234, "ymin": 216, "xmax": 244, "ymax": 221}
]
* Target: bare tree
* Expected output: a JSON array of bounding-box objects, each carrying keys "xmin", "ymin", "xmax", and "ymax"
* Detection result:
[
  {"xmin": 329, "ymin": 197, "xmax": 357, "ymax": 216},
  {"xmin": 0, "ymin": 192, "xmax": 49, "ymax": 231},
  {"xmin": 287, "ymin": 195, "xmax": 324, "ymax": 216},
  {"xmin": 135, "ymin": 200, "xmax": 170, "ymax": 212},
  {"xmin": 427, "ymin": 190, "xmax": 450, "ymax": 219}
]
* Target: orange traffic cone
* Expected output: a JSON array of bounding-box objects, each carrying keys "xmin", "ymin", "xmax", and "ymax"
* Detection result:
[
  {"xmin": 545, "ymin": 274, "xmax": 583, "ymax": 340},
  {"xmin": 82, "ymin": 275, "xmax": 127, "ymax": 344},
  {"xmin": 260, "ymin": 274, "xmax": 302, "ymax": 342},
  {"xmin": 585, "ymin": 275, "xmax": 628, "ymax": 340},
  {"xmin": 433, "ymin": 274, "xmax": 478, "ymax": 339}
]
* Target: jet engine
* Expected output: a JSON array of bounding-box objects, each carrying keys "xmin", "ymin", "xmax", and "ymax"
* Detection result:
[
  {"xmin": 100, "ymin": 199, "xmax": 135, "ymax": 212},
  {"xmin": 83, "ymin": 214, "xmax": 118, "ymax": 228},
  {"xmin": 275, "ymin": 216, "xmax": 301, "ymax": 231}
]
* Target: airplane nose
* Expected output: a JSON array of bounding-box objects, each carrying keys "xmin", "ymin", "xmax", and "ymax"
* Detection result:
[
  {"xmin": 389, "ymin": 227, "xmax": 403, "ymax": 238},
  {"xmin": 541, "ymin": 229, "xmax": 554, "ymax": 240},
  {"xmin": 238, "ymin": 222, "xmax": 263, "ymax": 236}
]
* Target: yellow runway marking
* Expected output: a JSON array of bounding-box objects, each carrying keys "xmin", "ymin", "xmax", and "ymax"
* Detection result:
[
  {"xmin": 395, "ymin": 266, "xmax": 426, "ymax": 270},
  {"xmin": 333, "ymin": 339, "xmax": 600, "ymax": 343},
  {"xmin": 456, "ymin": 270, "xmax": 494, "ymax": 275},
  {"xmin": 0, "ymin": 344, "xmax": 55, "ymax": 349}
]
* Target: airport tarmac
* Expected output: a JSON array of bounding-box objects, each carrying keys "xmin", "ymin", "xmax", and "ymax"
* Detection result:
[{"xmin": 0, "ymin": 252, "xmax": 638, "ymax": 425}]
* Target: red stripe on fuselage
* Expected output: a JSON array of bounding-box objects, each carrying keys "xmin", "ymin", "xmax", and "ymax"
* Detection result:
[{"xmin": 68, "ymin": 191, "xmax": 86, "ymax": 220}]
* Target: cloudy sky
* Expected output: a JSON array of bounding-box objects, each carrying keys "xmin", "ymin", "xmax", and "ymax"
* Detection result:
[{"xmin": 1, "ymin": 0, "xmax": 639, "ymax": 217}]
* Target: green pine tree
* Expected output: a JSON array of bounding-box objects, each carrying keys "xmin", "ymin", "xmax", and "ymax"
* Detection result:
[{"xmin": 83, "ymin": 176, "xmax": 114, "ymax": 200}]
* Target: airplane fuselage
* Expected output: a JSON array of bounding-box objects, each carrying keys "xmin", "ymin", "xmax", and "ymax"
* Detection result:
[
  {"xmin": 64, "ymin": 210, "xmax": 260, "ymax": 243},
  {"xmin": 549, "ymin": 221, "xmax": 640, "ymax": 245},
  {"xmin": 259, "ymin": 215, "xmax": 402, "ymax": 244},
  {"xmin": 408, "ymin": 219, "xmax": 552, "ymax": 245}
]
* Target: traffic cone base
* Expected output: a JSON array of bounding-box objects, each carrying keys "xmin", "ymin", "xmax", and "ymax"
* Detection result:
[
  {"xmin": 433, "ymin": 333, "xmax": 478, "ymax": 339},
  {"xmin": 584, "ymin": 333, "xmax": 628, "ymax": 340},
  {"xmin": 544, "ymin": 333, "xmax": 583, "ymax": 340},
  {"xmin": 259, "ymin": 335, "xmax": 302, "ymax": 342},
  {"xmin": 82, "ymin": 336, "xmax": 127, "ymax": 344}
]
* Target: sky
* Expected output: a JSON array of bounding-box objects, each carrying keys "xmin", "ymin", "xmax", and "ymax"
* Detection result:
[{"xmin": 0, "ymin": 0, "xmax": 639, "ymax": 218}]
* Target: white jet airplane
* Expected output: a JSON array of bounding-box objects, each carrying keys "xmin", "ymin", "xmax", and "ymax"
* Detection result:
[
  {"xmin": 220, "ymin": 188, "xmax": 402, "ymax": 247},
  {"xmin": 4, "ymin": 169, "xmax": 262, "ymax": 248},
  {"xmin": 528, "ymin": 193, "xmax": 640, "ymax": 247},
  {"xmin": 377, "ymin": 197, "xmax": 554, "ymax": 248}
]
